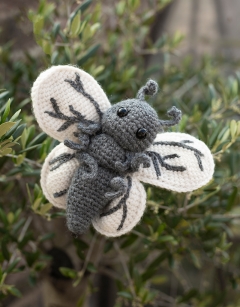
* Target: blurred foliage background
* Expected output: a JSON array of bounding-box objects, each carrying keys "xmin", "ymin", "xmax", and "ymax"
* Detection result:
[{"xmin": 0, "ymin": 0, "xmax": 240, "ymax": 306}]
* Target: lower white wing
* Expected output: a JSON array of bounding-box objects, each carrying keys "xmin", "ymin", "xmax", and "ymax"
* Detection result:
[
  {"xmin": 134, "ymin": 132, "xmax": 215, "ymax": 192},
  {"xmin": 41, "ymin": 143, "xmax": 79, "ymax": 208},
  {"xmin": 92, "ymin": 177, "xmax": 146, "ymax": 237}
]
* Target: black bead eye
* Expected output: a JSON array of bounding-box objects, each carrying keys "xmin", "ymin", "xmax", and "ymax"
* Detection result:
[
  {"xmin": 136, "ymin": 128, "xmax": 147, "ymax": 139},
  {"xmin": 117, "ymin": 107, "xmax": 128, "ymax": 117}
]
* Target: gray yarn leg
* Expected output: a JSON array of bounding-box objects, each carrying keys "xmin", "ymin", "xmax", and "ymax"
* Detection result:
[
  {"xmin": 115, "ymin": 152, "xmax": 134, "ymax": 172},
  {"xmin": 105, "ymin": 177, "xmax": 127, "ymax": 200},
  {"xmin": 77, "ymin": 122, "xmax": 101, "ymax": 135},
  {"xmin": 64, "ymin": 139, "xmax": 86, "ymax": 151},
  {"xmin": 131, "ymin": 153, "xmax": 151, "ymax": 172},
  {"xmin": 75, "ymin": 153, "xmax": 98, "ymax": 179}
]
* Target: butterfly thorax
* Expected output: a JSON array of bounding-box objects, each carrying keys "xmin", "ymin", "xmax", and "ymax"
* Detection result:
[{"xmin": 87, "ymin": 133, "xmax": 126, "ymax": 171}]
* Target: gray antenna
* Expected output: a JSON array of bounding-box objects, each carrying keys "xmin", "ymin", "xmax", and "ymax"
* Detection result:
[
  {"xmin": 137, "ymin": 80, "xmax": 159, "ymax": 100},
  {"xmin": 159, "ymin": 106, "xmax": 182, "ymax": 127}
]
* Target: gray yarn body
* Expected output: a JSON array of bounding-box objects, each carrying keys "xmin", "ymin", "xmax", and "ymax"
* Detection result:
[
  {"xmin": 67, "ymin": 165, "xmax": 118, "ymax": 234},
  {"xmin": 46, "ymin": 74, "xmax": 182, "ymax": 235},
  {"xmin": 66, "ymin": 132, "xmax": 148, "ymax": 235}
]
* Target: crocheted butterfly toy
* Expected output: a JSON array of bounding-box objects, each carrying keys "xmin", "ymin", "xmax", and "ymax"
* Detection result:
[{"xmin": 31, "ymin": 65, "xmax": 214, "ymax": 237}]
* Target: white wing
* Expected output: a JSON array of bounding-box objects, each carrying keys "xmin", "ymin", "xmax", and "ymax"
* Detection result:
[
  {"xmin": 41, "ymin": 143, "xmax": 78, "ymax": 208},
  {"xmin": 31, "ymin": 65, "xmax": 111, "ymax": 142},
  {"xmin": 92, "ymin": 177, "xmax": 146, "ymax": 237},
  {"xmin": 134, "ymin": 132, "xmax": 215, "ymax": 192}
]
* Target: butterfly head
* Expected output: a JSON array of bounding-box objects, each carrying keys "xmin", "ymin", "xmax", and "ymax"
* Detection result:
[{"xmin": 102, "ymin": 80, "xmax": 166, "ymax": 152}]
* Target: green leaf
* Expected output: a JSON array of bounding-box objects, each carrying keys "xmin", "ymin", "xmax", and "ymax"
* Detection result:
[
  {"xmin": 0, "ymin": 148, "xmax": 13, "ymax": 156},
  {"xmin": 147, "ymin": 252, "xmax": 168, "ymax": 271},
  {"xmin": 221, "ymin": 129, "xmax": 230, "ymax": 142},
  {"xmin": 1, "ymin": 99, "xmax": 12, "ymax": 123},
  {"xmin": 9, "ymin": 109, "xmax": 21, "ymax": 122},
  {"xmin": 1, "ymin": 239, "xmax": 10, "ymax": 261},
  {"xmin": 16, "ymin": 154, "xmax": 24, "ymax": 165},
  {"xmin": 28, "ymin": 132, "xmax": 48, "ymax": 147},
  {"xmin": 69, "ymin": 12, "xmax": 81, "ymax": 38},
  {"xmin": 77, "ymin": 44, "xmax": 100, "ymax": 66},
  {"xmin": 226, "ymin": 187, "xmax": 238, "ymax": 211},
  {"xmin": 12, "ymin": 124, "xmax": 26, "ymax": 140},
  {"xmin": 209, "ymin": 84, "xmax": 217, "ymax": 99},
  {"xmin": 39, "ymin": 233, "xmax": 55, "ymax": 242},
  {"xmin": 39, "ymin": 203, "xmax": 52, "ymax": 215},
  {"xmin": 32, "ymin": 198, "xmax": 42, "ymax": 211},
  {"xmin": 7, "ymin": 212, "xmax": 15, "ymax": 224},
  {"xmin": 0, "ymin": 122, "xmax": 16, "ymax": 138},
  {"xmin": 190, "ymin": 250, "xmax": 201, "ymax": 269},
  {"xmin": 42, "ymin": 40, "xmax": 52, "ymax": 55},
  {"xmin": 19, "ymin": 144, "xmax": 41, "ymax": 153},
  {"xmin": 33, "ymin": 15, "xmax": 44, "ymax": 35},
  {"xmin": 8, "ymin": 287, "xmax": 22, "ymax": 298},
  {"xmin": 3, "ymin": 120, "xmax": 21, "ymax": 139},
  {"xmin": 0, "ymin": 208, "xmax": 8, "ymax": 226},
  {"xmin": 134, "ymin": 251, "xmax": 149, "ymax": 263},
  {"xmin": 59, "ymin": 267, "xmax": 77, "ymax": 279},
  {"xmin": 87, "ymin": 262, "xmax": 97, "ymax": 273},
  {"xmin": 69, "ymin": 0, "xmax": 92, "ymax": 24},
  {"xmin": 117, "ymin": 291, "xmax": 133, "ymax": 299},
  {"xmin": 120, "ymin": 234, "xmax": 138, "ymax": 248},
  {"xmin": 116, "ymin": 1, "xmax": 126, "ymax": 15},
  {"xmin": 6, "ymin": 258, "xmax": 21, "ymax": 273},
  {"xmin": 230, "ymin": 120, "xmax": 237, "ymax": 139}
]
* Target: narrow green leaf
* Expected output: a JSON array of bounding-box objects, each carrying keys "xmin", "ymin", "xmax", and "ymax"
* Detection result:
[
  {"xmin": 33, "ymin": 15, "xmax": 44, "ymax": 35},
  {"xmin": 1, "ymin": 239, "xmax": 10, "ymax": 261},
  {"xmin": 32, "ymin": 198, "xmax": 42, "ymax": 211},
  {"xmin": 69, "ymin": 0, "xmax": 92, "ymax": 24},
  {"xmin": 230, "ymin": 120, "xmax": 237, "ymax": 139},
  {"xmin": 59, "ymin": 267, "xmax": 77, "ymax": 279},
  {"xmin": 3, "ymin": 120, "xmax": 21, "ymax": 139},
  {"xmin": 0, "ymin": 122, "xmax": 15, "ymax": 138},
  {"xmin": 8, "ymin": 287, "xmax": 22, "ymax": 298},
  {"xmin": 19, "ymin": 144, "xmax": 41, "ymax": 153},
  {"xmin": 1, "ymin": 99, "xmax": 12, "ymax": 123},
  {"xmin": 70, "ymin": 12, "xmax": 81, "ymax": 38},
  {"xmin": 28, "ymin": 132, "xmax": 47, "ymax": 147},
  {"xmin": 9, "ymin": 109, "xmax": 21, "ymax": 122},
  {"xmin": 40, "ymin": 203, "xmax": 52, "ymax": 215},
  {"xmin": 117, "ymin": 291, "xmax": 133, "ymax": 299},
  {"xmin": 77, "ymin": 44, "xmax": 100, "ymax": 66},
  {"xmin": 6, "ymin": 258, "xmax": 21, "ymax": 273},
  {"xmin": 226, "ymin": 187, "xmax": 238, "ymax": 211}
]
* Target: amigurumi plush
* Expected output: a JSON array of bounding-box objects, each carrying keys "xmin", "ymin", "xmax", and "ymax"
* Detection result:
[{"xmin": 31, "ymin": 65, "xmax": 214, "ymax": 237}]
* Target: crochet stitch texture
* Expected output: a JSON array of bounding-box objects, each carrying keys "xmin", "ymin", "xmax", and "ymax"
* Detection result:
[{"xmin": 32, "ymin": 65, "xmax": 215, "ymax": 237}]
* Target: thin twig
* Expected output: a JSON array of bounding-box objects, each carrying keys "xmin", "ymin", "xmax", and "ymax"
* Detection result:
[
  {"xmin": 177, "ymin": 188, "xmax": 220, "ymax": 213},
  {"xmin": 186, "ymin": 214, "xmax": 240, "ymax": 219},
  {"xmin": 132, "ymin": 230, "xmax": 146, "ymax": 238},
  {"xmin": 99, "ymin": 267, "xmax": 125, "ymax": 283},
  {"xmin": 172, "ymin": 75, "xmax": 199, "ymax": 99},
  {"xmin": 78, "ymin": 233, "xmax": 98, "ymax": 278},
  {"xmin": 6, "ymin": 154, "xmax": 42, "ymax": 168},
  {"xmin": 114, "ymin": 242, "xmax": 137, "ymax": 300},
  {"xmin": 18, "ymin": 216, "xmax": 33, "ymax": 242}
]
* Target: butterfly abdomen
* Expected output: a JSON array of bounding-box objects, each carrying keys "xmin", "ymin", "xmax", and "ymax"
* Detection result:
[{"xmin": 66, "ymin": 165, "xmax": 118, "ymax": 235}]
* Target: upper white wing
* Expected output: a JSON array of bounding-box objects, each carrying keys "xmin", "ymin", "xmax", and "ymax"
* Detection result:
[
  {"xmin": 31, "ymin": 65, "xmax": 111, "ymax": 142},
  {"xmin": 134, "ymin": 132, "xmax": 215, "ymax": 192}
]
